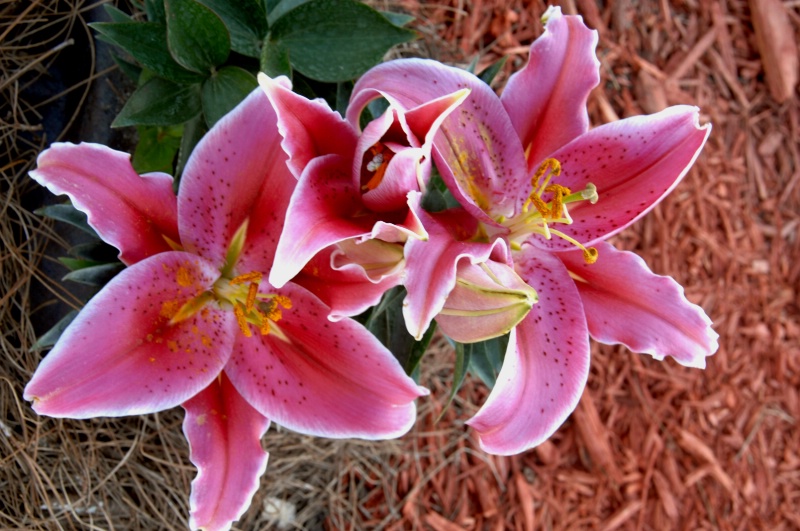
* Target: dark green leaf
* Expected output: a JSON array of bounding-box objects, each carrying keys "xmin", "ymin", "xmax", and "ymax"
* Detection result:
[
  {"xmin": 113, "ymin": 76, "xmax": 202, "ymax": 127},
  {"xmin": 69, "ymin": 241, "xmax": 120, "ymax": 262},
  {"xmin": 63, "ymin": 263, "xmax": 126, "ymax": 286},
  {"xmin": 201, "ymin": 66, "xmax": 258, "ymax": 127},
  {"xmin": 335, "ymin": 81, "xmax": 352, "ymax": 116},
  {"xmin": 264, "ymin": 0, "xmax": 281, "ymax": 16},
  {"xmin": 132, "ymin": 124, "xmax": 184, "ymax": 173},
  {"xmin": 197, "ymin": 0, "xmax": 267, "ymax": 57},
  {"xmin": 58, "ymin": 257, "xmax": 105, "ymax": 271},
  {"xmin": 478, "ymin": 55, "xmax": 508, "ymax": 86},
  {"xmin": 260, "ymin": 38, "xmax": 291, "ymax": 78},
  {"xmin": 145, "ymin": 0, "xmax": 167, "ymax": 23},
  {"xmin": 34, "ymin": 204, "xmax": 95, "ymax": 236},
  {"xmin": 31, "ymin": 311, "xmax": 78, "ymax": 350},
  {"xmin": 404, "ymin": 320, "xmax": 436, "ymax": 377},
  {"xmin": 270, "ymin": 0, "xmax": 417, "ymax": 82},
  {"xmin": 381, "ymin": 11, "xmax": 414, "ymax": 27},
  {"xmin": 164, "ymin": 0, "xmax": 230, "ymax": 74},
  {"xmin": 111, "ymin": 53, "xmax": 143, "ymax": 81},
  {"xmin": 364, "ymin": 286, "xmax": 426, "ymax": 371},
  {"xmin": 175, "ymin": 115, "xmax": 208, "ymax": 189},
  {"xmin": 91, "ymin": 22, "xmax": 203, "ymax": 83},
  {"xmin": 463, "ymin": 333, "xmax": 510, "ymax": 388},
  {"xmin": 103, "ymin": 5, "xmax": 133, "ymax": 22},
  {"xmin": 267, "ymin": 0, "xmax": 311, "ymax": 25}
]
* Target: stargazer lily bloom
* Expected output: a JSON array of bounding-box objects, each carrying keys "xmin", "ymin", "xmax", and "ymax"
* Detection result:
[
  {"xmin": 349, "ymin": 6, "xmax": 719, "ymax": 454},
  {"xmin": 24, "ymin": 88, "xmax": 427, "ymax": 530},
  {"xmin": 258, "ymin": 73, "xmax": 470, "ymax": 294}
]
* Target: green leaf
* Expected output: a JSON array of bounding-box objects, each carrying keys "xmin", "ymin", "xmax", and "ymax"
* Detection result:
[
  {"xmin": 113, "ymin": 76, "xmax": 202, "ymax": 127},
  {"xmin": 381, "ymin": 11, "xmax": 414, "ymax": 27},
  {"xmin": 63, "ymin": 263, "xmax": 125, "ymax": 286},
  {"xmin": 164, "ymin": 0, "xmax": 231, "ymax": 74},
  {"xmin": 201, "ymin": 66, "xmax": 258, "ymax": 127},
  {"xmin": 364, "ymin": 286, "xmax": 427, "ymax": 372},
  {"xmin": 111, "ymin": 53, "xmax": 143, "ymax": 81},
  {"xmin": 103, "ymin": 5, "xmax": 133, "ymax": 22},
  {"xmin": 91, "ymin": 22, "xmax": 203, "ymax": 83},
  {"xmin": 197, "ymin": 0, "xmax": 267, "ymax": 57},
  {"xmin": 404, "ymin": 320, "xmax": 436, "ymax": 378},
  {"xmin": 335, "ymin": 81, "xmax": 352, "ymax": 116},
  {"xmin": 58, "ymin": 257, "xmax": 105, "ymax": 271},
  {"xmin": 132, "ymin": 124, "xmax": 184, "ymax": 173},
  {"xmin": 267, "ymin": 0, "xmax": 311, "ymax": 25},
  {"xmin": 438, "ymin": 341, "xmax": 471, "ymax": 420},
  {"xmin": 31, "ymin": 311, "xmax": 78, "ymax": 350},
  {"xmin": 463, "ymin": 333, "xmax": 510, "ymax": 388},
  {"xmin": 269, "ymin": 0, "xmax": 417, "ymax": 82},
  {"xmin": 260, "ymin": 38, "xmax": 291, "ymax": 78},
  {"xmin": 175, "ymin": 115, "xmax": 208, "ymax": 187},
  {"xmin": 34, "ymin": 204, "xmax": 95, "ymax": 236},
  {"xmin": 145, "ymin": 0, "xmax": 167, "ymax": 23},
  {"xmin": 478, "ymin": 55, "xmax": 508, "ymax": 86}
]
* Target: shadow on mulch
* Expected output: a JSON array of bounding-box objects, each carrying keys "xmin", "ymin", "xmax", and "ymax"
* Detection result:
[{"xmin": 2, "ymin": 0, "xmax": 798, "ymax": 530}]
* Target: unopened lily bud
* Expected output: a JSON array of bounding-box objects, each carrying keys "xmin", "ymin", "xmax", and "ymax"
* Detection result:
[{"xmin": 436, "ymin": 259, "xmax": 538, "ymax": 343}]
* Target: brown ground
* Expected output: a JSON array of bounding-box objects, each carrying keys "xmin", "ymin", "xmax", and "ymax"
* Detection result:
[{"xmin": 2, "ymin": 0, "xmax": 798, "ymax": 529}]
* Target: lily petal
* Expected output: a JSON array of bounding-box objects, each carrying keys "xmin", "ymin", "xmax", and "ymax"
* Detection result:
[
  {"xmin": 24, "ymin": 252, "xmax": 237, "ymax": 418},
  {"xmin": 225, "ymin": 282, "xmax": 427, "ymax": 439},
  {"xmin": 183, "ymin": 374, "xmax": 270, "ymax": 531},
  {"xmin": 30, "ymin": 143, "xmax": 179, "ymax": 265},
  {"xmin": 269, "ymin": 154, "xmax": 374, "ymax": 288},
  {"xmin": 402, "ymin": 202, "xmax": 502, "ymax": 340},
  {"xmin": 179, "ymin": 88, "xmax": 295, "ymax": 271},
  {"xmin": 258, "ymin": 73, "xmax": 358, "ymax": 178},
  {"xmin": 349, "ymin": 58, "xmax": 529, "ymax": 221},
  {"xmin": 558, "ymin": 242, "xmax": 718, "ymax": 368},
  {"xmin": 533, "ymin": 105, "xmax": 711, "ymax": 251},
  {"xmin": 467, "ymin": 247, "xmax": 590, "ymax": 455},
  {"xmin": 292, "ymin": 241, "xmax": 404, "ymax": 320},
  {"xmin": 501, "ymin": 6, "xmax": 600, "ymax": 170}
]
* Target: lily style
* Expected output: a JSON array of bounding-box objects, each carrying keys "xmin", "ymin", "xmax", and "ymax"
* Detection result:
[
  {"xmin": 349, "ymin": 6, "xmax": 719, "ymax": 455},
  {"xmin": 24, "ymin": 88, "xmax": 427, "ymax": 530}
]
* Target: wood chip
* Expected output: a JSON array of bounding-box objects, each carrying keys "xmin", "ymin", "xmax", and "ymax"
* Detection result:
[{"xmin": 749, "ymin": 0, "xmax": 799, "ymax": 102}]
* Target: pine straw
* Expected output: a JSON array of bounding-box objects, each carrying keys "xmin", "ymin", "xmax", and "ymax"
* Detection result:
[{"xmin": 3, "ymin": 0, "xmax": 799, "ymax": 529}]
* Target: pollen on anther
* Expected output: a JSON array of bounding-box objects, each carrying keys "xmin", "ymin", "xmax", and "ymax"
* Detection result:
[
  {"xmin": 234, "ymin": 303, "xmax": 252, "ymax": 337},
  {"xmin": 230, "ymin": 271, "xmax": 262, "ymax": 285}
]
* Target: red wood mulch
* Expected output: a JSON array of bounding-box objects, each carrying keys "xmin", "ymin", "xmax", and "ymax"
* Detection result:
[{"xmin": 327, "ymin": 0, "xmax": 800, "ymax": 529}]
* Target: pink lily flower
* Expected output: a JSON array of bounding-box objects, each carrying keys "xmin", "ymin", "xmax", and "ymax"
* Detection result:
[
  {"xmin": 349, "ymin": 6, "xmax": 719, "ymax": 455},
  {"xmin": 24, "ymin": 88, "xmax": 427, "ymax": 530},
  {"xmin": 257, "ymin": 73, "xmax": 470, "ymax": 293}
]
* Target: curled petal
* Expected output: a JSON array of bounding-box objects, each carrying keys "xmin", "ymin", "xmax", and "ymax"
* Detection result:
[
  {"xmin": 24, "ymin": 252, "xmax": 237, "ymax": 418},
  {"xmin": 558, "ymin": 242, "xmax": 718, "ymax": 368},
  {"xmin": 225, "ymin": 283, "xmax": 427, "ymax": 439},
  {"xmin": 179, "ymin": 88, "xmax": 295, "ymax": 271},
  {"xmin": 502, "ymin": 6, "xmax": 600, "ymax": 170},
  {"xmin": 259, "ymin": 73, "xmax": 358, "ymax": 177},
  {"xmin": 30, "ymin": 143, "xmax": 179, "ymax": 265},
  {"xmin": 467, "ymin": 248, "xmax": 590, "ymax": 455},
  {"xmin": 184, "ymin": 374, "xmax": 270, "ymax": 531},
  {"xmin": 292, "ymin": 241, "xmax": 404, "ymax": 320},
  {"xmin": 403, "ymin": 202, "xmax": 503, "ymax": 340},
  {"xmin": 533, "ymin": 105, "xmax": 711, "ymax": 251}
]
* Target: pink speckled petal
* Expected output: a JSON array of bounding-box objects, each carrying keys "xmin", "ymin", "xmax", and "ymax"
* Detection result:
[
  {"xmin": 178, "ymin": 88, "xmax": 295, "ymax": 271},
  {"xmin": 183, "ymin": 374, "xmax": 270, "ymax": 531},
  {"xmin": 225, "ymin": 282, "xmax": 427, "ymax": 439},
  {"xmin": 292, "ymin": 242, "xmax": 403, "ymax": 320},
  {"xmin": 531, "ymin": 105, "xmax": 711, "ymax": 251},
  {"xmin": 467, "ymin": 247, "xmax": 590, "ymax": 455},
  {"xmin": 259, "ymin": 73, "xmax": 358, "ymax": 178},
  {"xmin": 501, "ymin": 6, "xmax": 600, "ymax": 170},
  {"xmin": 349, "ymin": 59, "xmax": 529, "ymax": 221},
  {"xmin": 269, "ymin": 154, "xmax": 374, "ymax": 288},
  {"xmin": 402, "ymin": 203, "xmax": 500, "ymax": 340},
  {"xmin": 30, "ymin": 142, "xmax": 179, "ymax": 265},
  {"xmin": 557, "ymin": 242, "xmax": 718, "ymax": 368},
  {"xmin": 24, "ymin": 252, "xmax": 237, "ymax": 418}
]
